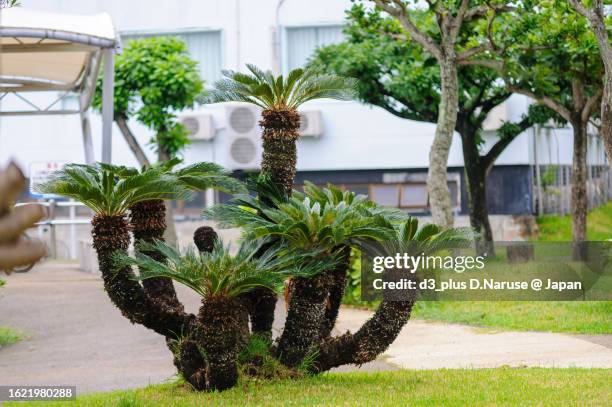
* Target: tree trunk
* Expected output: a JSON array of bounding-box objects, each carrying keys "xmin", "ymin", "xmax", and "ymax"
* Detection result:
[
  {"xmin": 116, "ymin": 114, "xmax": 150, "ymax": 168},
  {"xmin": 260, "ymin": 108, "xmax": 301, "ymax": 196},
  {"xmin": 571, "ymin": 119, "xmax": 588, "ymax": 249},
  {"xmin": 319, "ymin": 248, "xmax": 351, "ymax": 339},
  {"xmin": 428, "ymin": 58, "xmax": 458, "ymax": 228},
  {"xmin": 197, "ymin": 296, "xmax": 245, "ymax": 391},
  {"xmin": 156, "ymin": 145, "xmax": 178, "ymax": 247},
  {"xmin": 130, "ymin": 200, "xmax": 182, "ymax": 308},
  {"xmin": 583, "ymin": 8, "xmax": 612, "ymax": 162},
  {"xmin": 275, "ymin": 272, "xmax": 333, "ymax": 367},
  {"xmin": 312, "ymin": 298, "xmax": 417, "ymax": 373},
  {"xmin": 91, "ymin": 214, "xmax": 192, "ymax": 338},
  {"xmin": 460, "ymin": 132, "xmax": 494, "ymax": 256}
]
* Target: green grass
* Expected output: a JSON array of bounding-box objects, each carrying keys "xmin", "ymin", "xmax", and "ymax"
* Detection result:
[
  {"xmin": 537, "ymin": 201, "xmax": 612, "ymax": 241},
  {"xmin": 0, "ymin": 326, "xmax": 22, "ymax": 347},
  {"xmin": 412, "ymin": 301, "xmax": 612, "ymax": 333},
  {"xmin": 8, "ymin": 368, "xmax": 610, "ymax": 406}
]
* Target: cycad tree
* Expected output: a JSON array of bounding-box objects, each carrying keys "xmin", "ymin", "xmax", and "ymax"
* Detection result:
[
  {"xmin": 36, "ymin": 163, "xmax": 192, "ymax": 335},
  {"xmin": 117, "ymin": 239, "xmax": 337, "ymax": 390},
  {"xmin": 204, "ymin": 64, "xmax": 357, "ymax": 196},
  {"xmin": 207, "ymin": 180, "xmax": 399, "ymax": 366}
]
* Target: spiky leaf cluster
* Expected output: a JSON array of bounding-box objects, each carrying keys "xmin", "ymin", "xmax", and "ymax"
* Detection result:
[
  {"xmin": 36, "ymin": 163, "xmax": 189, "ymax": 216},
  {"xmin": 117, "ymin": 240, "xmax": 340, "ymax": 299},
  {"xmin": 202, "ymin": 64, "xmax": 357, "ymax": 110}
]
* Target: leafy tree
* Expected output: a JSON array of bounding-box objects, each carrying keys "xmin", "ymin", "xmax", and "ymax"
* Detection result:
[
  {"xmin": 310, "ymin": 4, "xmax": 548, "ymax": 249},
  {"xmin": 501, "ymin": 1, "xmax": 603, "ymax": 244},
  {"xmin": 93, "ymin": 36, "xmax": 203, "ymax": 164},
  {"xmin": 371, "ymin": 0, "xmax": 515, "ymax": 228},
  {"xmin": 568, "ymin": 0, "xmax": 612, "ymax": 162}
]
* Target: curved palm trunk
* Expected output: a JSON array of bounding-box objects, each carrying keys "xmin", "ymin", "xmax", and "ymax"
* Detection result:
[
  {"xmin": 91, "ymin": 214, "xmax": 191, "ymax": 338},
  {"xmin": 312, "ymin": 299, "xmax": 416, "ymax": 373},
  {"xmin": 275, "ymin": 272, "xmax": 333, "ymax": 367},
  {"xmin": 319, "ymin": 248, "xmax": 351, "ymax": 339},
  {"xmin": 130, "ymin": 200, "xmax": 182, "ymax": 308}
]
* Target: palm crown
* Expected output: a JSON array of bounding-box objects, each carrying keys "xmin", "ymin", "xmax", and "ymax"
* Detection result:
[
  {"xmin": 36, "ymin": 163, "xmax": 188, "ymax": 216},
  {"xmin": 118, "ymin": 240, "xmax": 340, "ymax": 299},
  {"xmin": 36, "ymin": 160, "xmax": 245, "ymax": 216},
  {"xmin": 205, "ymin": 181, "xmax": 403, "ymax": 252},
  {"xmin": 203, "ymin": 64, "xmax": 357, "ymax": 110}
]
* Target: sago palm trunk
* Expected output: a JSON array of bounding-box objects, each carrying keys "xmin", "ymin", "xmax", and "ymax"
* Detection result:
[
  {"xmin": 92, "ymin": 214, "xmax": 151, "ymax": 324},
  {"xmin": 275, "ymin": 272, "xmax": 333, "ymax": 367},
  {"xmin": 197, "ymin": 296, "xmax": 246, "ymax": 391},
  {"xmin": 130, "ymin": 200, "xmax": 182, "ymax": 308},
  {"xmin": 312, "ymin": 299, "xmax": 417, "ymax": 373},
  {"xmin": 91, "ymin": 214, "xmax": 191, "ymax": 337},
  {"xmin": 246, "ymin": 108, "xmax": 301, "ymax": 339},
  {"xmin": 260, "ymin": 108, "xmax": 301, "ymax": 196},
  {"xmin": 319, "ymin": 248, "xmax": 351, "ymax": 339}
]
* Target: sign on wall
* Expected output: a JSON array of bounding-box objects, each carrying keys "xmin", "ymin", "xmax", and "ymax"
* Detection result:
[{"xmin": 29, "ymin": 162, "xmax": 66, "ymax": 199}]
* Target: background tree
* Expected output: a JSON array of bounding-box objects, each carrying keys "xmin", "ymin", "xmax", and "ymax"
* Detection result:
[
  {"xmin": 93, "ymin": 36, "xmax": 204, "ymax": 244},
  {"xmin": 371, "ymin": 0, "xmax": 514, "ymax": 228},
  {"xmin": 568, "ymin": 0, "xmax": 612, "ymax": 162},
  {"xmin": 310, "ymin": 4, "xmax": 547, "ymax": 250},
  {"xmin": 501, "ymin": 1, "xmax": 603, "ymax": 245}
]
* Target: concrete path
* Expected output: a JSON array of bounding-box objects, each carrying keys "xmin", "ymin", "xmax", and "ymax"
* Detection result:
[{"xmin": 0, "ymin": 262, "xmax": 610, "ymax": 394}]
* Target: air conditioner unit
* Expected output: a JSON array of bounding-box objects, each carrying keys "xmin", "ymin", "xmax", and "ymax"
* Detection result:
[
  {"xmin": 225, "ymin": 104, "xmax": 262, "ymax": 170},
  {"xmin": 179, "ymin": 113, "xmax": 215, "ymax": 140},
  {"xmin": 226, "ymin": 104, "xmax": 261, "ymax": 135},
  {"xmin": 482, "ymin": 103, "xmax": 508, "ymax": 131},
  {"xmin": 298, "ymin": 110, "xmax": 323, "ymax": 137}
]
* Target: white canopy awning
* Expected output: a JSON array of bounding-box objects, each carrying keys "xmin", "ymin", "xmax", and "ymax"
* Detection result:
[
  {"xmin": 0, "ymin": 8, "xmax": 118, "ymax": 91},
  {"xmin": 0, "ymin": 7, "xmax": 120, "ymax": 163}
]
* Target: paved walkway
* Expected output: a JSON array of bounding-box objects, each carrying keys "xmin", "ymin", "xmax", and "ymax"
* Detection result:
[{"xmin": 0, "ymin": 262, "xmax": 610, "ymax": 393}]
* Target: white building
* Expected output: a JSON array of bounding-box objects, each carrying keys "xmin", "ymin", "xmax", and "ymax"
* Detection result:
[{"xmin": 1, "ymin": 0, "xmax": 609, "ymax": 216}]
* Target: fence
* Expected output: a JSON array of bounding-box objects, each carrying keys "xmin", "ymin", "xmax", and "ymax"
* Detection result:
[{"xmin": 533, "ymin": 164, "xmax": 612, "ymax": 215}]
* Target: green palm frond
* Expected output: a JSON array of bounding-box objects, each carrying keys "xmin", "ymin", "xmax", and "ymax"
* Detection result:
[
  {"xmin": 202, "ymin": 65, "xmax": 357, "ymax": 109},
  {"xmin": 117, "ymin": 239, "xmax": 339, "ymax": 299},
  {"xmin": 36, "ymin": 163, "xmax": 188, "ymax": 216}
]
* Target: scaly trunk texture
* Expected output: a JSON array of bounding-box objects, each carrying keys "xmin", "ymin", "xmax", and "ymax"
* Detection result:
[
  {"xmin": 586, "ymin": 8, "xmax": 612, "ymax": 162},
  {"xmin": 460, "ymin": 131, "xmax": 494, "ymax": 256},
  {"xmin": 197, "ymin": 296, "xmax": 246, "ymax": 391},
  {"xmin": 571, "ymin": 119, "xmax": 588, "ymax": 259},
  {"xmin": 130, "ymin": 200, "xmax": 182, "ymax": 308},
  {"xmin": 276, "ymin": 272, "xmax": 333, "ymax": 367},
  {"xmin": 312, "ymin": 299, "xmax": 416, "ymax": 373},
  {"xmin": 428, "ymin": 58, "xmax": 458, "ymax": 228},
  {"xmin": 319, "ymin": 248, "xmax": 351, "ymax": 339},
  {"xmin": 260, "ymin": 108, "xmax": 301, "ymax": 196},
  {"xmin": 91, "ymin": 214, "xmax": 192, "ymax": 338},
  {"xmin": 243, "ymin": 287, "xmax": 277, "ymax": 338}
]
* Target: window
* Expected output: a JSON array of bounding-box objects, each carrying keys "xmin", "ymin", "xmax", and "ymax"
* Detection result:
[
  {"xmin": 400, "ymin": 183, "xmax": 428, "ymax": 208},
  {"xmin": 370, "ymin": 185, "xmax": 400, "ymax": 207},
  {"xmin": 122, "ymin": 30, "xmax": 223, "ymax": 84},
  {"xmin": 284, "ymin": 25, "xmax": 344, "ymax": 72}
]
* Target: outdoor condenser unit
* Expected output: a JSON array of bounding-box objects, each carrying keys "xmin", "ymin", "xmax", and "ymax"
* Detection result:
[
  {"xmin": 179, "ymin": 113, "xmax": 216, "ymax": 140},
  {"xmin": 225, "ymin": 105, "xmax": 262, "ymax": 170},
  {"xmin": 298, "ymin": 110, "xmax": 324, "ymax": 137}
]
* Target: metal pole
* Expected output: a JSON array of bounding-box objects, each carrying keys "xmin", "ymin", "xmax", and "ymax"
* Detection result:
[
  {"xmin": 534, "ymin": 126, "xmax": 543, "ymax": 216},
  {"xmin": 80, "ymin": 107, "xmax": 95, "ymax": 164},
  {"xmin": 101, "ymin": 49, "xmax": 114, "ymax": 163}
]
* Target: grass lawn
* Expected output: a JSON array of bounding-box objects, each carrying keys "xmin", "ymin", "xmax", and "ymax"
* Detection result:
[
  {"xmin": 537, "ymin": 201, "xmax": 612, "ymax": 241},
  {"xmin": 0, "ymin": 326, "xmax": 22, "ymax": 347},
  {"xmin": 412, "ymin": 301, "xmax": 612, "ymax": 333},
  {"xmin": 9, "ymin": 368, "xmax": 610, "ymax": 406}
]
